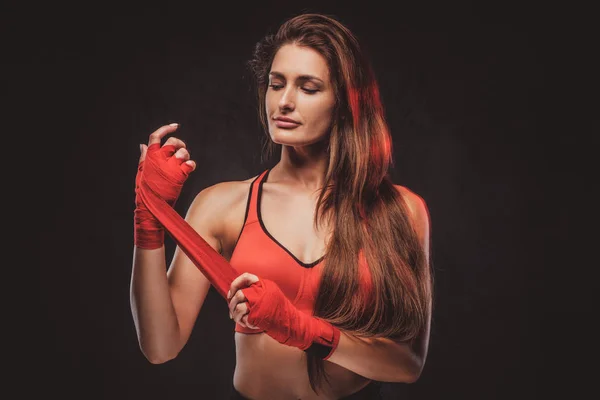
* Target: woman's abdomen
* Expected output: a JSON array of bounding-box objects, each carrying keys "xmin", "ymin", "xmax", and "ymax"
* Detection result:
[{"xmin": 233, "ymin": 332, "xmax": 372, "ymax": 400}]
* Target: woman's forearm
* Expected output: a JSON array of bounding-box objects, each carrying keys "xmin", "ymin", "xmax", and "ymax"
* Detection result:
[
  {"xmin": 325, "ymin": 331, "xmax": 425, "ymax": 383},
  {"xmin": 130, "ymin": 246, "xmax": 181, "ymax": 363}
]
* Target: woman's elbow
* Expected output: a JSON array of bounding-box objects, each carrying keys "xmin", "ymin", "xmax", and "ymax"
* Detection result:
[
  {"xmin": 145, "ymin": 352, "xmax": 174, "ymax": 364},
  {"xmin": 139, "ymin": 341, "xmax": 179, "ymax": 364},
  {"xmin": 401, "ymin": 370, "xmax": 421, "ymax": 384},
  {"xmin": 396, "ymin": 359, "xmax": 425, "ymax": 383}
]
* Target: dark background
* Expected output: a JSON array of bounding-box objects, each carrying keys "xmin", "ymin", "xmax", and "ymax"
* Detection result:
[{"xmin": 9, "ymin": 0, "xmax": 593, "ymax": 398}]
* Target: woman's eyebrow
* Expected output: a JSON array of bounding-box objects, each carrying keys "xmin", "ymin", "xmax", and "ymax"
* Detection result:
[{"xmin": 269, "ymin": 71, "xmax": 324, "ymax": 84}]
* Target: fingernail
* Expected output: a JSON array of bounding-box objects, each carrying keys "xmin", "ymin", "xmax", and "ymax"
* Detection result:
[
  {"xmin": 139, "ymin": 144, "xmax": 143, "ymax": 153},
  {"xmin": 170, "ymin": 123, "xmax": 179, "ymax": 127},
  {"xmin": 227, "ymin": 290, "xmax": 231, "ymax": 299},
  {"xmin": 229, "ymin": 312, "xmax": 232, "ymax": 319}
]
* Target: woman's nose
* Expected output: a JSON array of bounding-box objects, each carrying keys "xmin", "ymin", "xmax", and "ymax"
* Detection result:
[{"xmin": 278, "ymin": 87, "xmax": 295, "ymax": 111}]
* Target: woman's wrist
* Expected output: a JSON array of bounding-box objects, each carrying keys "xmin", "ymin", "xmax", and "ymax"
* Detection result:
[{"xmin": 134, "ymin": 207, "xmax": 164, "ymax": 249}]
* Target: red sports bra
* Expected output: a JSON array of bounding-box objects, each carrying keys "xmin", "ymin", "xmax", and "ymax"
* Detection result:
[{"xmin": 230, "ymin": 168, "xmax": 373, "ymax": 334}]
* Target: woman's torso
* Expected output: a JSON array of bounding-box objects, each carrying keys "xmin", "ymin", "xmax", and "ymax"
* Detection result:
[{"xmin": 218, "ymin": 169, "xmax": 373, "ymax": 399}]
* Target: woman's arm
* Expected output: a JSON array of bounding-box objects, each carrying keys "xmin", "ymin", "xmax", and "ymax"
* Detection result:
[
  {"xmin": 326, "ymin": 188, "xmax": 432, "ymax": 383},
  {"xmin": 130, "ymin": 182, "xmax": 226, "ymax": 364},
  {"xmin": 325, "ymin": 319, "xmax": 430, "ymax": 383}
]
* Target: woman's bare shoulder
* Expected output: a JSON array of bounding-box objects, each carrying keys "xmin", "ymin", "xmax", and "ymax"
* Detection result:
[
  {"xmin": 393, "ymin": 184, "xmax": 430, "ymax": 230},
  {"xmin": 394, "ymin": 184, "xmax": 426, "ymax": 208},
  {"xmin": 189, "ymin": 173, "xmax": 260, "ymax": 212},
  {"xmin": 183, "ymin": 173, "xmax": 261, "ymax": 255}
]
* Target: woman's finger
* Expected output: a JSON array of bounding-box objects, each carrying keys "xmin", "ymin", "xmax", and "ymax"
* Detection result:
[
  {"xmin": 242, "ymin": 314, "xmax": 259, "ymax": 329},
  {"xmin": 181, "ymin": 160, "xmax": 196, "ymax": 174},
  {"xmin": 229, "ymin": 290, "xmax": 247, "ymax": 317},
  {"xmin": 148, "ymin": 123, "xmax": 179, "ymax": 146},
  {"xmin": 167, "ymin": 147, "xmax": 190, "ymax": 167},
  {"xmin": 232, "ymin": 301, "xmax": 248, "ymax": 324},
  {"xmin": 161, "ymin": 137, "xmax": 186, "ymax": 158},
  {"xmin": 228, "ymin": 273, "xmax": 260, "ymax": 301},
  {"xmin": 164, "ymin": 136, "xmax": 186, "ymax": 149}
]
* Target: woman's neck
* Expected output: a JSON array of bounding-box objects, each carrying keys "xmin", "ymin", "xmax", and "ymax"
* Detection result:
[{"xmin": 273, "ymin": 142, "xmax": 329, "ymax": 191}]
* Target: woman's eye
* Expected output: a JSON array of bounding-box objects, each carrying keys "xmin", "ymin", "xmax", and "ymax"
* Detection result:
[{"xmin": 268, "ymin": 84, "xmax": 318, "ymax": 94}]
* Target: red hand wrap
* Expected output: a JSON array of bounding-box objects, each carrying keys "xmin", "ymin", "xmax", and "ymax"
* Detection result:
[
  {"xmin": 134, "ymin": 143, "xmax": 191, "ymax": 249},
  {"xmin": 134, "ymin": 162, "xmax": 164, "ymax": 249},
  {"xmin": 241, "ymin": 279, "xmax": 341, "ymax": 360},
  {"xmin": 135, "ymin": 142, "xmax": 238, "ymax": 298},
  {"xmin": 135, "ymin": 149, "xmax": 340, "ymax": 358}
]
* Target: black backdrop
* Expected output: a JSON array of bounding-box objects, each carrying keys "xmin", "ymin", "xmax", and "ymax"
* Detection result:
[{"xmin": 11, "ymin": 1, "xmax": 594, "ymax": 399}]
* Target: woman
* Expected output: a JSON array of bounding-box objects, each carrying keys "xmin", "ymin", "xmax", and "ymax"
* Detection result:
[{"xmin": 131, "ymin": 13, "xmax": 432, "ymax": 400}]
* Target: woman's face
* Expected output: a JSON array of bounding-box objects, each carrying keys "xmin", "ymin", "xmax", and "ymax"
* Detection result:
[{"xmin": 266, "ymin": 43, "xmax": 336, "ymax": 147}]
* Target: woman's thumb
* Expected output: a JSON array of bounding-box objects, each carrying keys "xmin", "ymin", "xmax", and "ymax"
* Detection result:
[{"xmin": 138, "ymin": 144, "xmax": 147, "ymax": 164}]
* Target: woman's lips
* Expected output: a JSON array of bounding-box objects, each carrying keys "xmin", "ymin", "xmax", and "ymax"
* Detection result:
[{"xmin": 274, "ymin": 120, "xmax": 301, "ymax": 128}]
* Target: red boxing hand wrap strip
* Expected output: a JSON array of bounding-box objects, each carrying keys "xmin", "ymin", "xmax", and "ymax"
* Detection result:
[
  {"xmin": 136, "ymin": 146, "xmax": 340, "ymax": 357},
  {"xmin": 135, "ymin": 143, "xmax": 237, "ymax": 298},
  {"xmin": 134, "ymin": 143, "xmax": 189, "ymax": 249},
  {"xmin": 134, "ymin": 162, "xmax": 164, "ymax": 249},
  {"xmin": 241, "ymin": 279, "xmax": 341, "ymax": 360}
]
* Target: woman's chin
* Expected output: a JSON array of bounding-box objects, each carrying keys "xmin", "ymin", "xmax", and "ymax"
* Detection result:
[
  {"xmin": 270, "ymin": 132, "xmax": 326, "ymax": 147},
  {"xmin": 271, "ymin": 132, "xmax": 305, "ymax": 146}
]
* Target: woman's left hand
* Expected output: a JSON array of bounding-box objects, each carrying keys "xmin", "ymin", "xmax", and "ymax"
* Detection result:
[
  {"xmin": 228, "ymin": 273, "xmax": 337, "ymax": 352},
  {"xmin": 227, "ymin": 273, "xmax": 262, "ymax": 330}
]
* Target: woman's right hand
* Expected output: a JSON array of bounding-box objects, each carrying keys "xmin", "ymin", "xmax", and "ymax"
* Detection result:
[
  {"xmin": 136, "ymin": 123, "xmax": 196, "ymax": 208},
  {"xmin": 134, "ymin": 123, "xmax": 197, "ymax": 249}
]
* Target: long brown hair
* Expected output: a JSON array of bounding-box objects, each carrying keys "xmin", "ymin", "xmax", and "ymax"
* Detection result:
[{"xmin": 247, "ymin": 13, "xmax": 433, "ymax": 393}]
